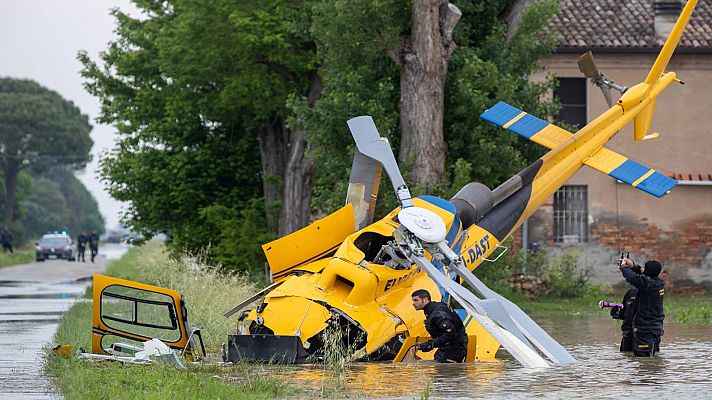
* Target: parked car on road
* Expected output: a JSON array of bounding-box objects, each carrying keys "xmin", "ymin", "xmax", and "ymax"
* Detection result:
[{"xmin": 36, "ymin": 233, "xmax": 75, "ymax": 261}]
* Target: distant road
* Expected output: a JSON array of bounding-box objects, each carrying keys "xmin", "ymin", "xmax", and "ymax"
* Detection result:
[
  {"xmin": 0, "ymin": 242, "xmax": 129, "ymax": 399},
  {"xmin": 0, "ymin": 243, "xmax": 128, "ymax": 283}
]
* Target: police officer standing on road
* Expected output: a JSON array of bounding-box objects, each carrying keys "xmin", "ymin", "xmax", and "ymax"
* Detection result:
[
  {"xmin": 1, "ymin": 227, "xmax": 13, "ymax": 253},
  {"xmin": 89, "ymin": 230, "xmax": 99, "ymax": 263},
  {"xmin": 76, "ymin": 231, "xmax": 88, "ymax": 262},
  {"xmin": 619, "ymin": 257, "xmax": 665, "ymax": 356},
  {"xmin": 411, "ymin": 289, "xmax": 468, "ymax": 363}
]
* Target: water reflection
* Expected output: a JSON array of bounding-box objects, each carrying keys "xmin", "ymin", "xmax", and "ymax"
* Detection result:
[{"xmin": 266, "ymin": 315, "xmax": 712, "ymax": 399}]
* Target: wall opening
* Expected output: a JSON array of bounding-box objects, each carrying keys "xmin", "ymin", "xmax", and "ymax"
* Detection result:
[{"xmin": 554, "ymin": 185, "xmax": 589, "ymax": 243}]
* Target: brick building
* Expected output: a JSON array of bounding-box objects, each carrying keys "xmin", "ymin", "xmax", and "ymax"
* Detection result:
[{"xmin": 525, "ymin": 0, "xmax": 712, "ymax": 289}]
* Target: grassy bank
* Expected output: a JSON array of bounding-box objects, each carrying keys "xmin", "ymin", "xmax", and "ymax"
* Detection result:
[
  {"xmin": 513, "ymin": 291, "xmax": 712, "ymax": 325},
  {"xmin": 0, "ymin": 248, "xmax": 34, "ymax": 269},
  {"xmin": 45, "ymin": 242, "xmax": 292, "ymax": 399},
  {"xmin": 45, "ymin": 242, "xmax": 710, "ymax": 398}
]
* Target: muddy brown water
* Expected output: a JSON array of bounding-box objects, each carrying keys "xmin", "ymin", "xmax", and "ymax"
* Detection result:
[
  {"xmin": 1, "ymin": 245, "xmax": 709, "ymax": 399},
  {"xmin": 267, "ymin": 316, "xmax": 712, "ymax": 399}
]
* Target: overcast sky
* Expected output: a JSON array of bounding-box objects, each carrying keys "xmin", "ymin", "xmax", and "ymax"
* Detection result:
[{"xmin": 0, "ymin": 0, "xmax": 139, "ymax": 228}]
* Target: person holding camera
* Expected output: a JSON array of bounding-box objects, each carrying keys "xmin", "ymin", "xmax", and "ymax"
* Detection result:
[
  {"xmin": 619, "ymin": 257, "xmax": 665, "ymax": 356},
  {"xmin": 411, "ymin": 289, "xmax": 468, "ymax": 363},
  {"xmin": 610, "ymin": 288, "xmax": 637, "ymax": 352}
]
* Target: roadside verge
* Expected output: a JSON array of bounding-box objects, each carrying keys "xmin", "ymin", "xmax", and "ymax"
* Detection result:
[{"xmin": 44, "ymin": 241, "xmax": 292, "ymax": 399}]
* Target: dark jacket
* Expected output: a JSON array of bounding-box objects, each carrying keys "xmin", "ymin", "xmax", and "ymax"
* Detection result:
[
  {"xmin": 77, "ymin": 234, "xmax": 88, "ymax": 248},
  {"xmin": 621, "ymin": 267, "xmax": 665, "ymax": 333},
  {"xmin": 423, "ymin": 301, "xmax": 467, "ymax": 349},
  {"xmin": 611, "ymin": 288, "xmax": 637, "ymax": 332},
  {"xmin": 89, "ymin": 233, "xmax": 99, "ymax": 250}
]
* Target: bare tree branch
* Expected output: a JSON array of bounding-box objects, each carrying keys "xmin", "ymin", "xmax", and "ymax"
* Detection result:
[{"xmin": 502, "ymin": 0, "xmax": 536, "ymax": 43}]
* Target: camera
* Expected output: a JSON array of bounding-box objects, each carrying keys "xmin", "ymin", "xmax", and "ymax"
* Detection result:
[{"xmin": 616, "ymin": 252, "xmax": 642, "ymax": 274}]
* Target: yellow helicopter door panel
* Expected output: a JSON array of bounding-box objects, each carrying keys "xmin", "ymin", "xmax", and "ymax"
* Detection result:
[
  {"xmin": 263, "ymin": 204, "xmax": 356, "ymax": 282},
  {"xmin": 91, "ymin": 274, "xmax": 199, "ymax": 361}
]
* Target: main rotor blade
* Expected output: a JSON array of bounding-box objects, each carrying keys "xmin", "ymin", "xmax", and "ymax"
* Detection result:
[
  {"xmin": 411, "ymin": 254, "xmax": 550, "ymax": 368},
  {"xmin": 347, "ymin": 116, "xmax": 413, "ymax": 207},
  {"xmin": 452, "ymin": 263, "xmax": 576, "ymax": 364},
  {"xmin": 346, "ymin": 148, "xmax": 382, "ymax": 230}
]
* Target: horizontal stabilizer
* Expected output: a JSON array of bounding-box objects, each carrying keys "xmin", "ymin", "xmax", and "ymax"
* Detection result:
[
  {"xmin": 584, "ymin": 147, "xmax": 677, "ymax": 198},
  {"xmin": 480, "ymin": 101, "xmax": 573, "ymax": 149}
]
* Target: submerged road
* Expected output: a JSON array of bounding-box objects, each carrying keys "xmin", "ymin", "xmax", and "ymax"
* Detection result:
[{"xmin": 0, "ymin": 243, "xmax": 128, "ymax": 399}]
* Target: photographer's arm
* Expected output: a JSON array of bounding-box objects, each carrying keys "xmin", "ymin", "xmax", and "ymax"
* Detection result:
[{"xmin": 621, "ymin": 265, "xmax": 647, "ymax": 288}]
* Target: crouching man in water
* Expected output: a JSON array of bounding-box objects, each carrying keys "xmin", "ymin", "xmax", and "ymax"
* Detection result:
[
  {"xmin": 620, "ymin": 258, "xmax": 665, "ymax": 356},
  {"xmin": 411, "ymin": 289, "xmax": 467, "ymax": 363}
]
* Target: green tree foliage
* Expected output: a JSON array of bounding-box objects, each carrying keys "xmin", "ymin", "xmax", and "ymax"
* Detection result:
[
  {"xmin": 289, "ymin": 0, "xmax": 406, "ymax": 212},
  {"xmin": 0, "ymin": 78, "xmax": 93, "ymax": 225},
  {"xmin": 294, "ymin": 0, "xmax": 561, "ymax": 215},
  {"xmin": 21, "ymin": 177, "xmax": 68, "ymax": 237},
  {"xmin": 445, "ymin": 0, "xmax": 561, "ymax": 188},
  {"xmin": 0, "ymin": 167, "xmax": 104, "ymax": 244},
  {"xmin": 26, "ymin": 168, "xmax": 105, "ymax": 237},
  {"xmin": 82, "ymin": 0, "xmax": 561, "ymax": 275},
  {"xmin": 79, "ymin": 0, "xmax": 315, "ymax": 270}
]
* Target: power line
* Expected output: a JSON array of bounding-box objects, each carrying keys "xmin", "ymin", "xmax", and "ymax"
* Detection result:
[{"xmin": 0, "ymin": 154, "xmax": 92, "ymax": 160}]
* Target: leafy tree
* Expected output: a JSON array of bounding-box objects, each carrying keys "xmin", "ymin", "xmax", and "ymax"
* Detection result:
[
  {"xmin": 296, "ymin": 0, "xmax": 560, "ymax": 213},
  {"xmin": 81, "ymin": 0, "xmax": 561, "ymax": 275},
  {"xmin": 32, "ymin": 167, "xmax": 105, "ymax": 236},
  {"xmin": 21, "ymin": 177, "xmax": 69, "ymax": 237},
  {"xmin": 0, "ymin": 78, "xmax": 93, "ymax": 225},
  {"xmin": 79, "ymin": 0, "xmax": 317, "ymax": 270}
]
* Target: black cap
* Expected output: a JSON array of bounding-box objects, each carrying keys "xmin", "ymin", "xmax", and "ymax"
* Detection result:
[{"xmin": 644, "ymin": 260, "xmax": 662, "ymax": 277}]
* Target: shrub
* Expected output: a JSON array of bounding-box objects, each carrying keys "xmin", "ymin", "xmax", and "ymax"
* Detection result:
[{"xmin": 474, "ymin": 244, "xmax": 595, "ymax": 299}]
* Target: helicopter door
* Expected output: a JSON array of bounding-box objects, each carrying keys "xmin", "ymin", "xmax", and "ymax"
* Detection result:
[{"xmin": 91, "ymin": 273, "xmax": 201, "ymax": 361}]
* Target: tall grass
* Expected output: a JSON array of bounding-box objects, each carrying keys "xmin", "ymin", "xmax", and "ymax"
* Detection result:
[
  {"xmin": 99, "ymin": 241, "xmax": 258, "ymax": 352},
  {"xmin": 0, "ymin": 248, "xmax": 35, "ymax": 268},
  {"xmin": 45, "ymin": 242, "xmax": 291, "ymax": 399},
  {"xmin": 318, "ymin": 320, "xmax": 362, "ymax": 395}
]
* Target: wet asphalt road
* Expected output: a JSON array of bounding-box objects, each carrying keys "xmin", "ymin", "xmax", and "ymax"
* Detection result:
[{"xmin": 0, "ymin": 244, "xmax": 128, "ymax": 399}]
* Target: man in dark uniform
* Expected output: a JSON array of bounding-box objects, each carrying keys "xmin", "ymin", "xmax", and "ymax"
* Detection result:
[
  {"xmin": 76, "ymin": 232, "xmax": 88, "ymax": 262},
  {"xmin": 610, "ymin": 288, "xmax": 637, "ymax": 352},
  {"xmin": 411, "ymin": 289, "xmax": 468, "ymax": 363},
  {"xmin": 1, "ymin": 227, "xmax": 13, "ymax": 253},
  {"xmin": 620, "ymin": 257, "xmax": 665, "ymax": 357},
  {"xmin": 89, "ymin": 230, "xmax": 99, "ymax": 263}
]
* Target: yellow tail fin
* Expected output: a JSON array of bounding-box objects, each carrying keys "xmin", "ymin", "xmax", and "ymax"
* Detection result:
[
  {"xmin": 645, "ymin": 0, "xmax": 698, "ymax": 85},
  {"xmin": 634, "ymin": 98, "xmax": 659, "ymax": 141}
]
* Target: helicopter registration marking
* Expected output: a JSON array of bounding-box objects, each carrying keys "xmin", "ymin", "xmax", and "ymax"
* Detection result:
[
  {"xmin": 384, "ymin": 268, "xmax": 420, "ymax": 292},
  {"xmin": 466, "ymin": 235, "xmax": 491, "ymax": 264}
]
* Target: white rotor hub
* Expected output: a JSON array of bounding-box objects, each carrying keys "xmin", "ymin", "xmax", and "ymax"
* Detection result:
[{"xmin": 398, "ymin": 207, "xmax": 447, "ymax": 243}]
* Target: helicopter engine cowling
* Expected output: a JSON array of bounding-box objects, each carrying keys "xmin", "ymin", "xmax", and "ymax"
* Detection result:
[{"xmin": 450, "ymin": 182, "xmax": 494, "ymax": 229}]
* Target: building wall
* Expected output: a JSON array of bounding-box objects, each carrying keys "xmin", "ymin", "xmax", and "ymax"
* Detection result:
[{"xmin": 526, "ymin": 52, "xmax": 712, "ymax": 289}]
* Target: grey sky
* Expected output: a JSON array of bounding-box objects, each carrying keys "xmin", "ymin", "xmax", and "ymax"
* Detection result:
[{"xmin": 0, "ymin": 0, "xmax": 139, "ymax": 228}]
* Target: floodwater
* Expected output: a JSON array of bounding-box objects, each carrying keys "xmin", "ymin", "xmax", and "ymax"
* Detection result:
[
  {"xmin": 270, "ymin": 315, "xmax": 712, "ymax": 399},
  {"xmin": 0, "ymin": 244, "xmax": 127, "ymax": 400}
]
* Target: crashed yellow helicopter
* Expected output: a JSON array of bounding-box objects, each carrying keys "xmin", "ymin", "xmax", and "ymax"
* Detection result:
[
  {"xmin": 92, "ymin": 0, "xmax": 697, "ymax": 368},
  {"xmin": 226, "ymin": 0, "xmax": 696, "ymax": 367}
]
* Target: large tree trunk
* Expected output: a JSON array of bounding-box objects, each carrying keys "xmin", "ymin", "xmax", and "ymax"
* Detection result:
[
  {"xmin": 258, "ymin": 76, "xmax": 321, "ymax": 237},
  {"xmin": 2, "ymin": 161, "xmax": 20, "ymax": 225},
  {"xmin": 279, "ymin": 129, "xmax": 315, "ymax": 237},
  {"xmin": 394, "ymin": 0, "xmax": 461, "ymax": 190},
  {"xmin": 258, "ymin": 117, "xmax": 288, "ymax": 233}
]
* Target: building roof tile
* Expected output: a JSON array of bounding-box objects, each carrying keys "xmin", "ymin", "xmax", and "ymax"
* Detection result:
[{"xmin": 549, "ymin": 0, "xmax": 712, "ymax": 49}]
